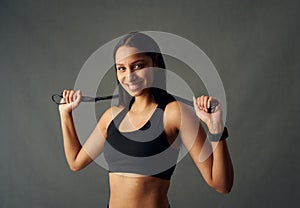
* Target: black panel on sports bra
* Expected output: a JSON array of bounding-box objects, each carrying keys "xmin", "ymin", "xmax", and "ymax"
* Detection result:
[{"xmin": 103, "ymin": 94, "xmax": 180, "ymax": 180}]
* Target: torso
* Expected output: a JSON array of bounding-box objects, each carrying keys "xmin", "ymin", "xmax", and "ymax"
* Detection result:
[{"xmin": 103, "ymin": 97, "xmax": 181, "ymax": 208}]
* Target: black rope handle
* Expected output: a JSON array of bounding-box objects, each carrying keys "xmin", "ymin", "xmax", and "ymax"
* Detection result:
[
  {"xmin": 51, "ymin": 93, "xmax": 218, "ymax": 113},
  {"xmin": 51, "ymin": 93, "xmax": 118, "ymax": 105},
  {"xmin": 171, "ymin": 95, "xmax": 218, "ymax": 113}
]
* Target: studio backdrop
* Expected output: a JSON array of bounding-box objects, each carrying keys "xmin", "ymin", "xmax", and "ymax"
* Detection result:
[{"xmin": 0, "ymin": 0, "xmax": 299, "ymax": 207}]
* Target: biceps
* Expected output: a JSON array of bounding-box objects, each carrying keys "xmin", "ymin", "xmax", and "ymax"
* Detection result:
[
  {"xmin": 82, "ymin": 125, "xmax": 106, "ymax": 160},
  {"xmin": 179, "ymin": 108, "xmax": 205, "ymax": 151},
  {"xmin": 180, "ymin": 124, "xmax": 214, "ymax": 180},
  {"xmin": 178, "ymin": 107, "xmax": 215, "ymax": 181},
  {"xmin": 75, "ymin": 125, "xmax": 106, "ymax": 169},
  {"xmin": 180, "ymin": 115, "xmax": 213, "ymax": 164}
]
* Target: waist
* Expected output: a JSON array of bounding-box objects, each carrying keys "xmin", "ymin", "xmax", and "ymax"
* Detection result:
[{"xmin": 109, "ymin": 172, "xmax": 170, "ymax": 207}]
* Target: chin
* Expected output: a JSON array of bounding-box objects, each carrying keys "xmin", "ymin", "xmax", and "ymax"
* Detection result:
[
  {"xmin": 127, "ymin": 88, "xmax": 149, "ymax": 97},
  {"xmin": 128, "ymin": 90, "xmax": 143, "ymax": 97}
]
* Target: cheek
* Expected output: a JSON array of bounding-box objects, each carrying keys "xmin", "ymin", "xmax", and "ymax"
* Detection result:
[
  {"xmin": 146, "ymin": 69, "xmax": 154, "ymax": 84},
  {"xmin": 116, "ymin": 72, "xmax": 123, "ymax": 83}
]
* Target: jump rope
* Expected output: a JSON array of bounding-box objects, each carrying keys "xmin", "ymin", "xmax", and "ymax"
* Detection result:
[{"xmin": 51, "ymin": 92, "xmax": 217, "ymax": 113}]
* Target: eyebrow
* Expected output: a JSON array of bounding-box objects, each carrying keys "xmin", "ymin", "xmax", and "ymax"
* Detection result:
[{"xmin": 116, "ymin": 59, "xmax": 146, "ymax": 66}]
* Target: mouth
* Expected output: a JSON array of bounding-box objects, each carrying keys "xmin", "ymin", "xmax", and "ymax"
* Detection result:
[{"xmin": 126, "ymin": 81, "xmax": 144, "ymax": 92}]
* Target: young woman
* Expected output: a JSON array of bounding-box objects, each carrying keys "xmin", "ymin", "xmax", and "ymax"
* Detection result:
[{"xmin": 58, "ymin": 32, "xmax": 234, "ymax": 208}]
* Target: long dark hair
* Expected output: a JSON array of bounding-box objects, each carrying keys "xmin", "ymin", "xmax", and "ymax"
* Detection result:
[{"xmin": 113, "ymin": 32, "xmax": 168, "ymax": 106}]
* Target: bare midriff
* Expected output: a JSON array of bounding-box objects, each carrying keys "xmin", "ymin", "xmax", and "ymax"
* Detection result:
[{"xmin": 108, "ymin": 172, "xmax": 170, "ymax": 208}]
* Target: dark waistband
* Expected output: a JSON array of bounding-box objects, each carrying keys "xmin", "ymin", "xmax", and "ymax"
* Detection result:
[{"xmin": 107, "ymin": 204, "xmax": 171, "ymax": 207}]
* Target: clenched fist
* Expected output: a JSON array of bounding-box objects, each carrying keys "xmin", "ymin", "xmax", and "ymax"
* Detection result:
[{"xmin": 59, "ymin": 89, "xmax": 82, "ymax": 114}]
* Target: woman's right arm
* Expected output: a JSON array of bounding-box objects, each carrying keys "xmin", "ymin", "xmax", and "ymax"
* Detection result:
[{"xmin": 59, "ymin": 89, "xmax": 111, "ymax": 171}]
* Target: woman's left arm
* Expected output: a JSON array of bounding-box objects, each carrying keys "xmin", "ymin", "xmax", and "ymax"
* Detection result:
[{"xmin": 168, "ymin": 96, "xmax": 234, "ymax": 194}]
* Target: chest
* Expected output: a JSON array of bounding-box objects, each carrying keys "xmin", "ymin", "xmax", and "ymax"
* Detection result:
[{"xmin": 117, "ymin": 109, "xmax": 178, "ymax": 145}]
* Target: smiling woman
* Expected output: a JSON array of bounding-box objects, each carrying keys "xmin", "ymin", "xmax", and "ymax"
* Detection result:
[
  {"xmin": 112, "ymin": 32, "xmax": 167, "ymax": 107},
  {"xmin": 115, "ymin": 47, "xmax": 155, "ymax": 97},
  {"xmin": 57, "ymin": 32, "xmax": 234, "ymax": 208}
]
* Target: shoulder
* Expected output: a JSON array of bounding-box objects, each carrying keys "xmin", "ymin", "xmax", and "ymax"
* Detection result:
[
  {"xmin": 164, "ymin": 101, "xmax": 186, "ymax": 129},
  {"xmin": 164, "ymin": 100, "xmax": 194, "ymax": 130},
  {"xmin": 165, "ymin": 100, "xmax": 180, "ymax": 117}
]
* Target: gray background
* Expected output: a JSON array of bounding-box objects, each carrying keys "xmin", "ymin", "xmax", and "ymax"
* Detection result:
[{"xmin": 1, "ymin": 0, "xmax": 299, "ymax": 207}]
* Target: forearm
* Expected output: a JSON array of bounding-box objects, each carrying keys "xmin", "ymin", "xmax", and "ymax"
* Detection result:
[
  {"xmin": 210, "ymin": 140, "xmax": 234, "ymax": 193},
  {"xmin": 59, "ymin": 111, "xmax": 82, "ymax": 169},
  {"xmin": 188, "ymin": 95, "xmax": 234, "ymax": 193}
]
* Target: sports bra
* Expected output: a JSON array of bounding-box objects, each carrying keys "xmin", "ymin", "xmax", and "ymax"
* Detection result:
[{"xmin": 103, "ymin": 95, "xmax": 180, "ymax": 180}]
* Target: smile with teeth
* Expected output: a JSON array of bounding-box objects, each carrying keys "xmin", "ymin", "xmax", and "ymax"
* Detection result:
[{"xmin": 126, "ymin": 81, "xmax": 144, "ymax": 91}]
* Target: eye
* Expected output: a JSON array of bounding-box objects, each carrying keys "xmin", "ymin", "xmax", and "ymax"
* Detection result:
[
  {"xmin": 134, "ymin": 63, "xmax": 144, "ymax": 69},
  {"xmin": 117, "ymin": 67, "xmax": 126, "ymax": 71}
]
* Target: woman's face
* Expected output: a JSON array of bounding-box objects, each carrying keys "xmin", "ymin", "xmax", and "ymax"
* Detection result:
[{"xmin": 115, "ymin": 46, "xmax": 155, "ymax": 97}]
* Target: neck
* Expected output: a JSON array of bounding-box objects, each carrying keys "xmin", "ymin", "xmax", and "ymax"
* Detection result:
[{"xmin": 130, "ymin": 90, "xmax": 156, "ymax": 113}]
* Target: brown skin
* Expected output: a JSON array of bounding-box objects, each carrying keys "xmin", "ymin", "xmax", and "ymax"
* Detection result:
[{"xmin": 58, "ymin": 46, "xmax": 234, "ymax": 208}]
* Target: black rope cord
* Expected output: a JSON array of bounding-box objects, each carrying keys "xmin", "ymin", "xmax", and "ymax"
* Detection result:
[
  {"xmin": 51, "ymin": 93, "xmax": 217, "ymax": 113},
  {"xmin": 51, "ymin": 93, "xmax": 118, "ymax": 105}
]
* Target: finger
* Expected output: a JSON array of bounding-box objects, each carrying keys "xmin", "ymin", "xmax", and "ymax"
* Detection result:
[
  {"xmin": 65, "ymin": 90, "xmax": 70, "ymax": 103},
  {"xmin": 74, "ymin": 90, "xmax": 82, "ymax": 104},
  {"xmin": 207, "ymin": 96, "xmax": 212, "ymax": 109},
  {"xmin": 67, "ymin": 90, "xmax": 72, "ymax": 103},
  {"xmin": 205, "ymin": 96, "xmax": 210, "ymax": 112},
  {"xmin": 203, "ymin": 96, "xmax": 209, "ymax": 110},
  {"xmin": 69, "ymin": 90, "xmax": 75, "ymax": 103},
  {"xmin": 199, "ymin": 96, "xmax": 204, "ymax": 110},
  {"xmin": 63, "ymin": 89, "xmax": 67, "ymax": 99},
  {"xmin": 73, "ymin": 90, "xmax": 78, "ymax": 102},
  {"xmin": 196, "ymin": 97, "xmax": 201, "ymax": 110},
  {"xmin": 67, "ymin": 90, "xmax": 71, "ymax": 103}
]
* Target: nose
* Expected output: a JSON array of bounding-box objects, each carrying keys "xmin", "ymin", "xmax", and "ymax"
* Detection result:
[{"xmin": 126, "ymin": 69, "xmax": 136, "ymax": 82}]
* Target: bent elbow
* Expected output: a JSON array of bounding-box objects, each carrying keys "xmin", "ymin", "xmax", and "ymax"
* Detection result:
[
  {"xmin": 68, "ymin": 162, "xmax": 81, "ymax": 172},
  {"xmin": 207, "ymin": 180, "xmax": 233, "ymax": 194},
  {"xmin": 215, "ymin": 186, "xmax": 232, "ymax": 194},
  {"xmin": 215, "ymin": 182, "xmax": 234, "ymax": 194},
  {"xmin": 69, "ymin": 165, "xmax": 79, "ymax": 172}
]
